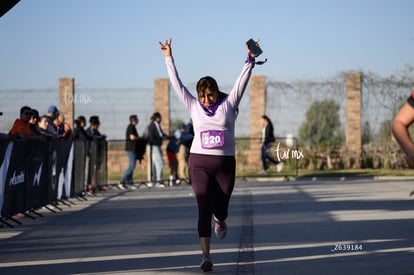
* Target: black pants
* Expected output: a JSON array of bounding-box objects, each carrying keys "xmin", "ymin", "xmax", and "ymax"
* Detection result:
[{"xmin": 188, "ymin": 153, "xmax": 236, "ymax": 237}]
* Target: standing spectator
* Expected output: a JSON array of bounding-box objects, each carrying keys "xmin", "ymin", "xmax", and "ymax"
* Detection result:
[
  {"xmin": 176, "ymin": 123, "xmax": 193, "ymax": 183},
  {"xmin": 147, "ymin": 112, "xmax": 168, "ymax": 187},
  {"xmin": 118, "ymin": 115, "xmax": 140, "ymax": 190},
  {"xmin": 258, "ymin": 115, "xmax": 284, "ymax": 174},
  {"xmin": 392, "ymin": 91, "xmax": 414, "ymax": 168},
  {"xmin": 46, "ymin": 105, "xmax": 59, "ymax": 138},
  {"xmin": 9, "ymin": 106, "xmax": 44, "ymax": 142},
  {"xmin": 166, "ymin": 131, "xmax": 179, "ymax": 184}
]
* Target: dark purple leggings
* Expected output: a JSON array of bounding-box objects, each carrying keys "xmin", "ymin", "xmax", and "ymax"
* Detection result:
[{"xmin": 188, "ymin": 153, "xmax": 236, "ymax": 237}]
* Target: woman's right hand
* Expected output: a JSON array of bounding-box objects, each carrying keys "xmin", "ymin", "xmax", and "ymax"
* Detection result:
[{"xmin": 159, "ymin": 38, "xmax": 172, "ymax": 57}]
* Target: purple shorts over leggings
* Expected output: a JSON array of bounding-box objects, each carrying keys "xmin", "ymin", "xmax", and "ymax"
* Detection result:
[{"xmin": 188, "ymin": 153, "xmax": 236, "ymax": 237}]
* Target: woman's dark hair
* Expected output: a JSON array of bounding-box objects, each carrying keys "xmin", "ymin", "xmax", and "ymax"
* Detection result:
[
  {"xmin": 196, "ymin": 76, "xmax": 219, "ymax": 94},
  {"xmin": 31, "ymin": 109, "xmax": 39, "ymax": 121},
  {"xmin": 89, "ymin": 115, "xmax": 100, "ymax": 126},
  {"xmin": 262, "ymin": 115, "xmax": 274, "ymax": 127},
  {"xmin": 75, "ymin": 116, "xmax": 86, "ymax": 127},
  {"xmin": 38, "ymin": 115, "xmax": 48, "ymax": 123},
  {"xmin": 20, "ymin": 106, "xmax": 32, "ymax": 115},
  {"xmin": 151, "ymin": 112, "xmax": 161, "ymax": 121}
]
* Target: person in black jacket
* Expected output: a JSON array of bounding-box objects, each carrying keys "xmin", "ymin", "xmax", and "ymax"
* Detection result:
[
  {"xmin": 259, "ymin": 115, "xmax": 284, "ymax": 174},
  {"xmin": 147, "ymin": 112, "xmax": 168, "ymax": 186},
  {"xmin": 118, "ymin": 115, "xmax": 140, "ymax": 190}
]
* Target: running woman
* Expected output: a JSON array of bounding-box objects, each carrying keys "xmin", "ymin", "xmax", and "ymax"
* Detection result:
[
  {"xmin": 159, "ymin": 38, "xmax": 261, "ymax": 272},
  {"xmin": 392, "ymin": 91, "xmax": 414, "ymax": 168}
]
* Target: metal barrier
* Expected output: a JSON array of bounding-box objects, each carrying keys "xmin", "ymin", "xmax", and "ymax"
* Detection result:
[
  {"xmin": 106, "ymin": 136, "xmax": 299, "ymax": 182},
  {"xmin": 0, "ymin": 139, "xmax": 107, "ymax": 227}
]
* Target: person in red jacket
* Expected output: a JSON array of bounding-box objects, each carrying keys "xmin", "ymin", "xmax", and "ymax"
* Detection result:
[{"xmin": 9, "ymin": 106, "xmax": 44, "ymax": 142}]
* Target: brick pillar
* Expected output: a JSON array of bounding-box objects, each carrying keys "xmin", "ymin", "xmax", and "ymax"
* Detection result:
[
  {"xmin": 346, "ymin": 73, "xmax": 362, "ymax": 166},
  {"xmin": 249, "ymin": 75, "xmax": 266, "ymax": 169},
  {"xmin": 58, "ymin": 78, "xmax": 75, "ymax": 128},
  {"xmin": 154, "ymin": 78, "xmax": 170, "ymax": 135},
  {"xmin": 152, "ymin": 78, "xmax": 170, "ymax": 182}
]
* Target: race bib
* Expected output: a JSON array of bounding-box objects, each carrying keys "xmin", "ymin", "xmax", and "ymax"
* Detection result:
[{"xmin": 201, "ymin": 130, "xmax": 225, "ymax": 149}]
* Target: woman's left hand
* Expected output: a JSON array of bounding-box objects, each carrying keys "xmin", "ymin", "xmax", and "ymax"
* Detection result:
[{"xmin": 246, "ymin": 39, "xmax": 260, "ymax": 58}]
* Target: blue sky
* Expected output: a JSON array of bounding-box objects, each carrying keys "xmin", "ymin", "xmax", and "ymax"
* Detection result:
[{"xmin": 1, "ymin": 0, "xmax": 413, "ymax": 90}]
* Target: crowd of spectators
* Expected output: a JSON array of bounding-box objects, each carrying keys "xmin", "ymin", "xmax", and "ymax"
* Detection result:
[
  {"xmin": 1, "ymin": 106, "xmax": 195, "ymax": 190},
  {"xmin": 1, "ymin": 105, "xmax": 105, "ymax": 143},
  {"xmin": 0, "ymin": 105, "xmax": 108, "ymax": 219}
]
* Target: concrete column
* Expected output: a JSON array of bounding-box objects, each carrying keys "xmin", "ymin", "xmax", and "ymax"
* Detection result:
[
  {"xmin": 249, "ymin": 75, "xmax": 266, "ymax": 169},
  {"xmin": 346, "ymin": 73, "xmax": 362, "ymax": 165},
  {"xmin": 58, "ymin": 78, "xmax": 75, "ymax": 128}
]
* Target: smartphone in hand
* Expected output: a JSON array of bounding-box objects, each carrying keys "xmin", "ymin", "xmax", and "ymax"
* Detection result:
[{"xmin": 246, "ymin": 39, "xmax": 263, "ymax": 57}]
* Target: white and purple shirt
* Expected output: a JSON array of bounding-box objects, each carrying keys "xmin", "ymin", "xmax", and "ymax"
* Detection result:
[{"xmin": 165, "ymin": 56, "xmax": 254, "ymax": 156}]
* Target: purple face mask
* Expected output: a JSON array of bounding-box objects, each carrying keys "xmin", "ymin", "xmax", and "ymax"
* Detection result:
[{"xmin": 200, "ymin": 97, "xmax": 222, "ymax": 117}]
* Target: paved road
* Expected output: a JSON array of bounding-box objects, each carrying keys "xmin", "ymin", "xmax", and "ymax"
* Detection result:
[{"xmin": 1, "ymin": 177, "xmax": 414, "ymax": 274}]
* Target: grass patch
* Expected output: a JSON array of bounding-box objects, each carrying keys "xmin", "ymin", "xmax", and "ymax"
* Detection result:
[{"xmin": 107, "ymin": 168, "xmax": 414, "ymax": 183}]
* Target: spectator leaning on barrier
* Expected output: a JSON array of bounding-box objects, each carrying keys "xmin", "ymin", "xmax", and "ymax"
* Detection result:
[
  {"xmin": 37, "ymin": 115, "xmax": 58, "ymax": 141},
  {"xmin": 73, "ymin": 116, "xmax": 90, "ymax": 141},
  {"xmin": 86, "ymin": 115, "xmax": 107, "ymax": 192},
  {"xmin": 28, "ymin": 109, "xmax": 40, "ymax": 135},
  {"xmin": 55, "ymin": 113, "xmax": 73, "ymax": 139},
  {"xmin": 392, "ymin": 90, "xmax": 414, "ymax": 168},
  {"xmin": 86, "ymin": 115, "xmax": 106, "ymax": 140},
  {"xmin": 9, "ymin": 106, "xmax": 44, "ymax": 142},
  {"xmin": 46, "ymin": 105, "xmax": 60, "ymax": 138},
  {"xmin": 118, "ymin": 114, "xmax": 140, "ymax": 190}
]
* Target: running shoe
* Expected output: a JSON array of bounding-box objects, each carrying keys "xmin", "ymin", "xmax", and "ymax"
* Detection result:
[
  {"xmin": 276, "ymin": 162, "xmax": 284, "ymax": 172},
  {"xmin": 117, "ymin": 183, "xmax": 126, "ymax": 190},
  {"xmin": 214, "ymin": 216, "xmax": 227, "ymax": 240},
  {"xmin": 200, "ymin": 254, "xmax": 213, "ymax": 272}
]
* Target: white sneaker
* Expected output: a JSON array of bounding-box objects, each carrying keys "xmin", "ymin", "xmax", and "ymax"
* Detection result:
[
  {"xmin": 146, "ymin": 182, "xmax": 154, "ymax": 188},
  {"xmin": 156, "ymin": 182, "xmax": 166, "ymax": 188},
  {"xmin": 276, "ymin": 162, "xmax": 284, "ymax": 172},
  {"xmin": 117, "ymin": 183, "xmax": 126, "ymax": 190},
  {"xmin": 129, "ymin": 185, "xmax": 137, "ymax": 190},
  {"xmin": 214, "ymin": 216, "xmax": 227, "ymax": 240}
]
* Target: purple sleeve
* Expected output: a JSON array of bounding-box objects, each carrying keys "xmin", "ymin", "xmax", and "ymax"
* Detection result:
[
  {"xmin": 226, "ymin": 59, "xmax": 254, "ymax": 108},
  {"xmin": 165, "ymin": 56, "xmax": 196, "ymax": 111}
]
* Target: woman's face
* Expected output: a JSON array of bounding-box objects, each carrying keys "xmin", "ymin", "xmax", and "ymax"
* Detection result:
[
  {"xmin": 198, "ymin": 88, "xmax": 218, "ymax": 107},
  {"xmin": 38, "ymin": 117, "xmax": 48, "ymax": 130}
]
